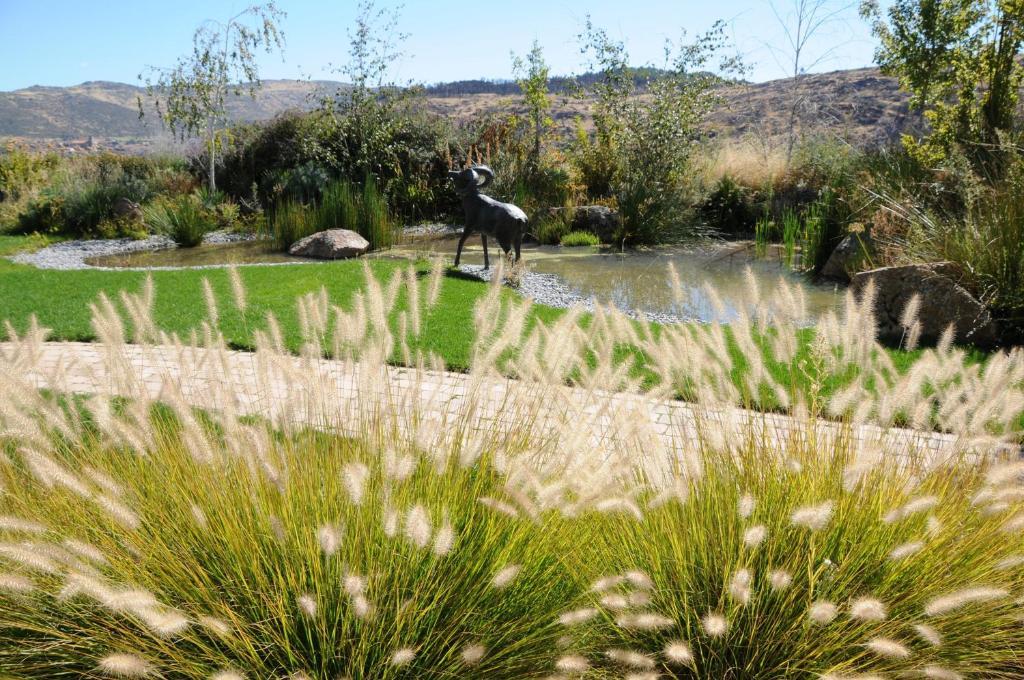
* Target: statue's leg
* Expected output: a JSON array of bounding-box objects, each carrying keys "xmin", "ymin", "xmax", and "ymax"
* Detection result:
[
  {"xmin": 454, "ymin": 230, "xmax": 470, "ymax": 267},
  {"xmin": 514, "ymin": 230, "xmax": 523, "ymax": 262},
  {"xmin": 481, "ymin": 233, "xmax": 489, "ymax": 270}
]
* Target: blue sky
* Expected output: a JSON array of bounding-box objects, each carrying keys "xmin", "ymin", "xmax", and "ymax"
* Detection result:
[{"xmin": 0, "ymin": 0, "xmax": 881, "ymax": 91}]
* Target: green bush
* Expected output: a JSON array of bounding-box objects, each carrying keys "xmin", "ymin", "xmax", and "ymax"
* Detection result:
[
  {"xmin": 270, "ymin": 177, "xmax": 395, "ymax": 251},
  {"xmin": 701, "ymin": 175, "xmax": 756, "ymax": 235},
  {"xmin": 560, "ymin": 230, "xmax": 600, "ymax": 247},
  {"xmin": 143, "ymin": 194, "xmax": 215, "ymax": 247}
]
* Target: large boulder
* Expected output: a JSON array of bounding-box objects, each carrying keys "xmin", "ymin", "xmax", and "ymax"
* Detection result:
[
  {"xmin": 819, "ymin": 229, "xmax": 872, "ymax": 283},
  {"xmin": 113, "ymin": 197, "xmax": 143, "ymax": 223},
  {"xmin": 549, "ymin": 205, "xmax": 620, "ymax": 243},
  {"xmin": 289, "ymin": 229, "xmax": 369, "ymax": 259},
  {"xmin": 850, "ymin": 263, "xmax": 997, "ymax": 347}
]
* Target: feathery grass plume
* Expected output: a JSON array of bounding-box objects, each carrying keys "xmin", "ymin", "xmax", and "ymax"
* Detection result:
[
  {"xmin": 701, "ymin": 612, "xmax": 728, "ymax": 636},
  {"xmin": 296, "ymin": 594, "xmax": 317, "ymax": 618},
  {"xmin": 888, "ymin": 541, "xmax": 924, "ymax": 561},
  {"xmin": 925, "ymin": 587, "xmax": 1009, "ymax": 616},
  {"xmin": 624, "ymin": 570, "xmax": 653, "ymax": 590},
  {"xmin": 560, "ymin": 608, "xmax": 599, "ymax": 626},
  {"xmin": 0, "ymin": 515, "xmax": 46, "ymax": 534},
  {"xmin": 201, "ymin": 277, "xmax": 219, "ymax": 327},
  {"xmin": 616, "ymin": 612, "xmax": 674, "ymax": 630},
  {"xmin": 996, "ymin": 554, "xmax": 1024, "ymax": 569},
  {"xmin": 604, "ymin": 648, "xmax": 656, "ymax": 669},
  {"xmin": 864, "ymin": 637, "xmax": 910, "ymax": 659},
  {"xmin": 922, "ymin": 666, "xmax": 962, "ymax": 679},
  {"xmin": 809, "ymin": 601, "xmax": 839, "ymax": 624},
  {"xmin": 663, "ymin": 640, "xmax": 693, "ymax": 666},
  {"xmin": 317, "ymin": 524, "xmax": 341, "ymax": 556},
  {"xmin": 211, "ymin": 671, "xmax": 245, "ymax": 680},
  {"xmin": 743, "ymin": 525, "xmax": 767, "ymax": 548},
  {"xmin": 97, "ymin": 653, "xmax": 154, "ymax": 678},
  {"xmin": 227, "ymin": 266, "xmax": 247, "ymax": 312},
  {"xmin": 601, "ymin": 592, "xmax": 629, "ymax": 609},
  {"xmin": 883, "ymin": 495, "xmax": 939, "ymax": 523},
  {"xmin": 0, "ymin": 572, "xmax": 35, "ymax": 594},
  {"xmin": 405, "ymin": 504, "xmax": 432, "ymax": 548},
  {"xmin": 432, "ymin": 517, "xmax": 455, "ymax": 556},
  {"xmin": 555, "ymin": 654, "xmax": 590, "ymax": 673},
  {"xmin": 849, "ymin": 597, "xmax": 887, "ymax": 621},
  {"xmin": 729, "ymin": 568, "xmax": 752, "ymax": 605},
  {"xmin": 768, "ymin": 570, "xmax": 792, "ymax": 592},
  {"xmin": 0, "ymin": 543, "xmax": 58, "ymax": 574},
  {"xmin": 198, "ymin": 616, "xmax": 232, "ymax": 637},
  {"xmin": 492, "ymin": 564, "xmax": 522, "ymax": 589},
  {"xmin": 461, "ymin": 643, "xmax": 486, "ymax": 665},
  {"xmin": 390, "ymin": 648, "xmax": 416, "ymax": 666},
  {"xmin": 791, "ymin": 501, "xmax": 834, "ymax": 530},
  {"xmin": 427, "ymin": 257, "xmax": 444, "ymax": 308},
  {"xmin": 914, "ymin": 624, "xmax": 942, "ymax": 646}
]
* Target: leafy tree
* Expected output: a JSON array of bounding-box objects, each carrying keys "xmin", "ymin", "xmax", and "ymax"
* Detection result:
[
  {"xmin": 577, "ymin": 18, "xmax": 747, "ymax": 244},
  {"xmin": 511, "ymin": 41, "xmax": 553, "ymax": 170},
  {"xmin": 139, "ymin": 3, "xmax": 286, "ymax": 192},
  {"xmin": 861, "ymin": 0, "xmax": 1024, "ymax": 174}
]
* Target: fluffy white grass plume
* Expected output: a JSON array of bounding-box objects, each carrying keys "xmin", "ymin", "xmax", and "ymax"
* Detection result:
[
  {"xmin": 479, "ymin": 496, "xmax": 520, "ymax": 518},
  {"xmin": 849, "ymin": 597, "xmax": 887, "ymax": 621},
  {"xmin": 624, "ymin": 673, "xmax": 659, "ymax": 680},
  {"xmin": 296, "ymin": 594, "xmax": 317, "ymax": 618},
  {"xmin": 922, "ymin": 666, "xmax": 962, "ymax": 680},
  {"xmin": 743, "ymin": 525, "xmax": 767, "ymax": 548},
  {"xmin": 317, "ymin": 524, "xmax": 341, "ymax": 557},
  {"xmin": 404, "ymin": 505, "xmax": 432, "ymax": 548},
  {"xmin": 729, "ymin": 568, "xmax": 752, "ymax": 605},
  {"xmin": 0, "ymin": 515, "xmax": 46, "ymax": 534},
  {"xmin": 211, "ymin": 670, "xmax": 245, "ymax": 680},
  {"xmin": 738, "ymin": 493, "xmax": 755, "ymax": 519},
  {"xmin": 808, "ymin": 601, "xmax": 838, "ymax": 624},
  {"xmin": 432, "ymin": 518, "xmax": 455, "ymax": 556},
  {"xmin": 97, "ymin": 653, "xmax": 154, "ymax": 678},
  {"xmin": 864, "ymin": 637, "xmax": 910, "ymax": 659},
  {"xmin": 882, "ymin": 495, "xmax": 939, "ymax": 523},
  {"xmin": 604, "ymin": 648, "xmax": 655, "ymax": 669},
  {"xmin": 198, "ymin": 616, "xmax": 232, "ymax": 637},
  {"xmin": 342, "ymin": 462, "xmax": 370, "ymax": 506},
  {"xmin": 0, "ymin": 573, "xmax": 35, "ymax": 594},
  {"xmin": 769, "ymin": 570, "xmax": 792, "ymax": 591},
  {"xmin": 227, "ymin": 266, "xmax": 247, "ymax": 312},
  {"xmin": 600, "ymin": 593, "xmax": 629, "ymax": 609},
  {"xmin": 0, "ymin": 543, "xmax": 58, "ymax": 574},
  {"xmin": 914, "ymin": 624, "xmax": 942, "ymax": 646},
  {"xmin": 616, "ymin": 612, "xmax": 674, "ymax": 630},
  {"xmin": 461, "ymin": 643, "xmax": 486, "ymax": 665},
  {"xmin": 925, "ymin": 587, "xmax": 1009, "ymax": 616},
  {"xmin": 701, "ymin": 612, "xmax": 728, "ymax": 637},
  {"xmin": 888, "ymin": 541, "xmax": 924, "ymax": 561},
  {"xmin": 791, "ymin": 501, "xmax": 834, "ymax": 530},
  {"xmin": 592, "ymin": 575, "xmax": 626, "ymax": 593},
  {"xmin": 663, "ymin": 640, "xmax": 693, "ymax": 666},
  {"xmin": 559, "ymin": 607, "xmax": 599, "ymax": 626},
  {"xmin": 390, "ymin": 648, "xmax": 416, "ymax": 666},
  {"xmin": 492, "ymin": 564, "xmax": 521, "ymax": 589},
  {"xmin": 201, "ymin": 277, "xmax": 219, "ymax": 327},
  {"xmin": 624, "ymin": 570, "xmax": 653, "ymax": 590},
  {"xmin": 555, "ymin": 654, "xmax": 590, "ymax": 673}
]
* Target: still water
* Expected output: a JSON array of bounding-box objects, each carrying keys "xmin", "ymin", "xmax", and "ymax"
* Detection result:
[{"xmin": 86, "ymin": 237, "xmax": 842, "ymax": 323}]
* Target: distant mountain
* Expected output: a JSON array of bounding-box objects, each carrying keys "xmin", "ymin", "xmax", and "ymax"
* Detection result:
[{"xmin": 0, "ymin": 68, "xmax": 919, "ymax": 148}]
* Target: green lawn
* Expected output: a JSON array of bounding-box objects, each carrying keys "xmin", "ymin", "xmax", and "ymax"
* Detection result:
[{"xmin": 0, "ymin": 234, "xmax": 970, "ymax": 418}]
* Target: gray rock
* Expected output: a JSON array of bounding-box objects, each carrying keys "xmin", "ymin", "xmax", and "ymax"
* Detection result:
[
  {"xmin": 851, "ymin": 263, "xmax": 997, "ymax": 347},
  {"xmin": 288, "ymin": 229, "xmax": 369, "ymax": 259},
  {"xmin": 549, "ymin": 205, "xmax": 620, "ymax": 243},
  {"xmin": 820, "ymin": 231, "xmax": 872, "ymax": 282}
]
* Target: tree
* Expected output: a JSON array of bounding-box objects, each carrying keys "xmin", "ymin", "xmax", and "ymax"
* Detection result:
[
  {"xmin": 861, "ymin": 0, "xmax": 1024, "ymax": 174},
  {"xmin": 139, "ymin": 3, "xmax": 286, "ymax": 192},
  {"xmin": 577, "ymin": 18, "xmax": 747, "ymax": 244},
  {"xmin": 511, "ymin": 41, "xmax": 553, "ymax": 170},
  {"xmin": 767, "ymin": 0, "xmax": 856, "ymax": 164}
]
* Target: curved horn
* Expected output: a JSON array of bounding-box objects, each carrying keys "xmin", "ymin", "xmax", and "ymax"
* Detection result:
[{"xmin": 472, "ymin": 165, "xmax": 495, "ymax": 188}]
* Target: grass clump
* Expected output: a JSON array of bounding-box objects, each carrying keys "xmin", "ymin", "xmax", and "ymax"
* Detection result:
[
  {"xmin": 269, "ymin": 177, "xmax": 395, "ymax": 252},
  {"xmin": 560, "ymin": 230, "xmax": 600, "ymax": 247},
  {"xmin": 142, "ymin": 194, "xmax": 214, "ymax": 247}
]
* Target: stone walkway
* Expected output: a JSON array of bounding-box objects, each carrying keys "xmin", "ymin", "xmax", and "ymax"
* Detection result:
[{"xmin": 2, "ymin": 341, "xmax": 975, "ymax": 478}]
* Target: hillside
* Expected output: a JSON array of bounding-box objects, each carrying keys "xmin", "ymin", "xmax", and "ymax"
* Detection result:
[{"xmin": 0, "ymin": 68, "xmax": 919, "ymax": 150}]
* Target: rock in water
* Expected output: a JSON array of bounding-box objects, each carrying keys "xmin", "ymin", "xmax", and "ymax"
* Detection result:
[
  {"xmin": 851, "ymin": 263, "xmax": 997, "ymax": 347},
  {"xmin": 288, "ymin": 229, "xmax": 370, "ymax": 259}
]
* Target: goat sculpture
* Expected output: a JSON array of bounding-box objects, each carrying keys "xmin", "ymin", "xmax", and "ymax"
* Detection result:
[{"xmin": 448, "ymin": 165, "xmax": 526, "ymax": 269}]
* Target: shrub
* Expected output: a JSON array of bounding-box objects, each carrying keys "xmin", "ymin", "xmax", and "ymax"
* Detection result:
[
  {"xmin": 270, "ymin": 177, "xmax": 395, "ymax": 251},
  {"xmin": 701, "ymin": 174, "xmax": 756, "ymax": 235},
  {"xmin": 143, "ymin": 194, "xmax": 214, "ymax": 247},
  {"xmin": 560, "ymin": 230, "xmax": 600, "ymax": 247}
]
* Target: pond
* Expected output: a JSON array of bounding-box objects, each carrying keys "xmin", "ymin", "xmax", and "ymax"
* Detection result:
[{"xmin": 85, "ymin": 236, "xmax": 843, "ymax": 324}]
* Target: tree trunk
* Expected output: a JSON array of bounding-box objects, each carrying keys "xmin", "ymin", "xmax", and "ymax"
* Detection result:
[{"xmin": 207, "ymin": 127, "xmax": 217, "ymax": 193}]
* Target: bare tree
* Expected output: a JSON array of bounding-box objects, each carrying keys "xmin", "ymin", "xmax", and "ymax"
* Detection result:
[{"xmin": 765, "ymin": 0, "xmax": 855, "ymax": 164}]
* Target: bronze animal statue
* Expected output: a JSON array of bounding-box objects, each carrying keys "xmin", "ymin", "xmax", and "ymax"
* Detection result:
[{"xmin": 448, "ymin": 165, "xmax": 527, "ymax": 269}]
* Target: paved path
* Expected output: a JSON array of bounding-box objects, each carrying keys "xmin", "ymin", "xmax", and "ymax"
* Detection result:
[{"xmin": 1, "ymin": 341, "xmax": 971, "ymax": 479}]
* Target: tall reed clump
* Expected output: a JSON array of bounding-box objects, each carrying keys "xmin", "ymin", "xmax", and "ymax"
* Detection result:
[
  {"xmin": 270, "ymin": 177, "xmax": 395, "ymax": 252},
  {"xmin": 2, "ymin": 263, "xmax": 1024, "ymax": 677},
  {"xmin": 142, "ymin": 194, "xmax": 215, "ymax": 247}
]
